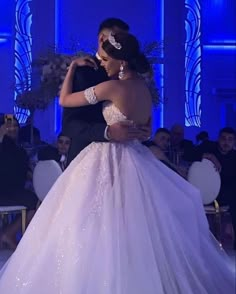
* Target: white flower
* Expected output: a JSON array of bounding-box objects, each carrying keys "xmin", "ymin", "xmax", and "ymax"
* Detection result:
[
  {"xmin": 42, "ymin": 64, "xmax": 52, "ymax": 76},
  {"xmin": 60, "ymin": 62, "xmax": 68, "ymax": 70}
]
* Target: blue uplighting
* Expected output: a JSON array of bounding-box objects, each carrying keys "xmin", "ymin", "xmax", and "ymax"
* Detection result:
[
  {"xmin": 54, "ymin": 98, "xmax": 62, "ymax": 135},
  {"xmin": 55, "ymin": 0, "xmax": 60, "ymax": 49},
  {"xmin": 0, "ymin": 33, "xmax": 11, "ymax": 44},
  {"xmin": 0, "ymin": 38, "xmax": 8, "ymax": 44},
  {"xmin": 203, "ymin": 44, "xmax": 236, "ymax": 51}
]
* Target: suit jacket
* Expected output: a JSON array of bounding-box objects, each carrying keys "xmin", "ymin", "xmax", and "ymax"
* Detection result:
[
  {"xmin": 169, "ymin": 139, "xmax": 196, "ymax": 163},
  {"xmin": 62, "ymin": 59, "xmax": 109, "ymax": 164},
  {"xmin": 37, "ymin": 145, "xmax": 61, "ymax": 163},
  {"xmin": 0, "ymin": 136, "xmax": 38, "ymax": 209},
  {"xmin": 0, "ymin": 136, "xmax": 28, "ymax": 192},
  {"xmin": 195, "ymin": 141, "xmax": 236, "ymax": 205}
]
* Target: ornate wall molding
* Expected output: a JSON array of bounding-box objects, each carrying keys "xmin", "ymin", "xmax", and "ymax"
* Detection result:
[
  {"xmin": 14, "ymin": 0, "xmax": 32, "ymax": 123},
  {"xmin": 185, "ymin": 0, "xmax": 201, "ymax": 127}
]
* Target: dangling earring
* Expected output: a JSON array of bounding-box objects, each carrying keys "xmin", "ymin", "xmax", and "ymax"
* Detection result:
[{"xmin": 118, "ymin": 65, "xmax": 125, "ymax": 80}]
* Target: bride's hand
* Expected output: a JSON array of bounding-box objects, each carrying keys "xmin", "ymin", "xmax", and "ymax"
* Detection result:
[{"xmin": 70, "ymin": 56, "xmax": 98, "ymax": 70}]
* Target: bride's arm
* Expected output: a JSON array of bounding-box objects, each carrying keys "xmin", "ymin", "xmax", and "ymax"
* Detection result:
[{"xmin": 59, "ymin": 61, "xmax": 114, "ymax": 107}]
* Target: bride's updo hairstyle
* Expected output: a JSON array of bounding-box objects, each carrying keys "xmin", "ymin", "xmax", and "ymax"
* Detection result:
[{"xmin": 102, "ymin": 32, "xmax": 151, "ymax": 74}]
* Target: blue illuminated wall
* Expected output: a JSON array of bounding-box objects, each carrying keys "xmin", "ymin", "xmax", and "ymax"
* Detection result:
[
  {"xmin": 202, "ymin": 0, "xmax": 236, "ymax": 45},
  {"xmin": 0, "ymin": 0, "xmax": 15, "ymax": 113},
  {"xmin": 163, "ymin": 0, "xmax": 236, "ymax": 140},
  {"xmin": 56, "ymin": 0, "xmax": 160, "ymax": 50},
  {"xmin": 163, "ymin": 0, "xmax": 186, "ymax": 129},
  {"xmin": 200, "ymin": 0, "xmax": 236, "ymax": 139}
]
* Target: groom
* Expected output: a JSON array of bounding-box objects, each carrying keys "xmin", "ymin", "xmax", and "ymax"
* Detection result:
[{"xmin": 62, "ymin": 18, "xmax": 150, "ymax": 165}]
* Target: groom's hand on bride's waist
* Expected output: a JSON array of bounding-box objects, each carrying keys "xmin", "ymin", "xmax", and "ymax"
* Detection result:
[{"xmin": 107, "ymin": 121, "xmax": 151, "ymax": 142}]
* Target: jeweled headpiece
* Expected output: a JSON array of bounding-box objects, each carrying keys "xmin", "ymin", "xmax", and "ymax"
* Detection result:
[{"xmin": 108, "ymin": 32, "xmax": 122, "ymax": 50}]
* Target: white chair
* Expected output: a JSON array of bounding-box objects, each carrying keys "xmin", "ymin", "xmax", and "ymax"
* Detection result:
[
  {"xmin": 188, "ymin": 159, "xmax": 221, "ymax": 205},
  {"xmin": 33, "ymin": 160, "xmax": 62, "ymax": 202},
  {"xmin": 188, "ymin": 159, "xmax": 230, "ymax": 246},
  {"xmin": 0, "ymin": 206, "xmax": 27, "ymax": 234}
]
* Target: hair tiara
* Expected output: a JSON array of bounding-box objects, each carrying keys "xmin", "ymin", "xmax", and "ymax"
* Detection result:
[{"xmin": 108, "ymin": 32, "xmax": 122, "ymax": 50}]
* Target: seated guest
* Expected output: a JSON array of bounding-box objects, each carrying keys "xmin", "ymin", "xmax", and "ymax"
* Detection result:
[
  {"xmin": 147, "ymin": 128, "xmax": 170, "ymax": 161},
  {"xmin": 147, "ymin": 128, "xmax": 187, "ymax": 178},
  {"xmin": 196, "ymin": 130, "xmax": 209, "ymax": 145},
  {"xmin": 195, "ymin": 127, "xmax": 236, "ymax": 250},
  {"xmin": 19, "ymin": 116, "xmax": 42, "ymax": 147},
  {"xmin": 0, "ymin": 115, "xmax": 38, "ymax": 249},
  {"xmin": 38, "ymin": 133, "xmax": 71, "ymax": 171},
  {"xmin": 169, "ymin": 123, "xmax": 195, "ymax": 165}
]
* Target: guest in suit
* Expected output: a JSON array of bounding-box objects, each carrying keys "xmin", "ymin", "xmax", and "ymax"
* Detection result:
[
  {"xmin": 19, "ymin": 116, "xmax": 43, "ymax": 147},
  {"xmin": 38, "ymin": 133, "xmax": 71, "ymax": 171},
  {"xmin": 147, "ymin": 128, "xmax": 187, "ymax": 178},
  {"xmin": 169, "ymin": 123, "xmax": 195, "ymax": 165},
  {"xmin": 0, "ymin": 115, "xmax": 38, "ymax": 249},
  {"xmin": 62, "ymin": 18, "xmax": 150, "ymax": 165},
  {"xmin": 146, "ymin": 128, "xmax": 170, "ymax": 160},
  {"xmin": 196, "ymin": 130, "xmax": 209, "ymax": 145},
  {"xmin": 195, "ymin": 127, "xmax": 236, "ymax": 249}
]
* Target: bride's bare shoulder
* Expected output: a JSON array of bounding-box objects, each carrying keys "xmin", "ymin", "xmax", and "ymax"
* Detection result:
[{"xmin": 100, "ymin": 80, "xmax": 120, "ymax": 87}]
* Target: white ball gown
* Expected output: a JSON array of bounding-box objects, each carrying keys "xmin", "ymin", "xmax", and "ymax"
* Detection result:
[{"xmin": 0, "ymin": 102, "xmax": 235, "ymax": 294}]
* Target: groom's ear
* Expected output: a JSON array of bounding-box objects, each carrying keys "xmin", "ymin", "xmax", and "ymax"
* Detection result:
[
  {"xmin": 99, "ymin": 33, "xmax": 105, "ymax": 43},
  {"xmin": 98, "ymin": 33, "xmax": 103, "ymax": 45},
  {"xmin": 98, "ymin": 33, "xmax": 106, "ymax": 46},
  {"xmin": 99, "ymin": 32, "xmax": 110, "ymax": 44}
]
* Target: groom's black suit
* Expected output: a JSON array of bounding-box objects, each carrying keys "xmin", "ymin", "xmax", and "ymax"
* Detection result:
[{"xmin": 62, "ymin": 59, "xmax": 109, "ymax": 164}]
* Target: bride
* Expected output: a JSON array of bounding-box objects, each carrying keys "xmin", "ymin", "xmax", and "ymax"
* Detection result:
[{"xmin": 0, "ymin": 32, "xmax": 234, "ymax": 294}]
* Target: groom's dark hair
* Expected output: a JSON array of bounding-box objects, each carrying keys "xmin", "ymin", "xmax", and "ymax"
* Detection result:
[{"xmin": 98, "ymin": 18, "xmax": 129, "ymax": 34}]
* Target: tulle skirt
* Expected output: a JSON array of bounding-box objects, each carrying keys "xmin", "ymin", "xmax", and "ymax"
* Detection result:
[{"xmin": 0, "ymin": 142, "xmax": 235, "ymax": 293}]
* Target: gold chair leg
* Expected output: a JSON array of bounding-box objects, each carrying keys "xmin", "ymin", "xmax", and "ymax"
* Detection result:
[
  {"xmin": 21, "ymin": 209, "xmax": 27, "ymax": 234},
  {"xmin": 213, "ymin": 200, "xmax": 223, "ymax": 249}
]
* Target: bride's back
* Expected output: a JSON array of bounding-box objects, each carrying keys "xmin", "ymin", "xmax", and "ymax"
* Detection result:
[{"xmin": 108, "ymin": 79, "xmax": 152, "ymax": 125}]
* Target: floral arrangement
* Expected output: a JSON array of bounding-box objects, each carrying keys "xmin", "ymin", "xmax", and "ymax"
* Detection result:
[
  {"xmin": 15, "ymin": 49, "xmax": 86, "ymax": 111},
  {"xmin": 15, "ymin": 41, "xmax": 162, "ymax": 111}
]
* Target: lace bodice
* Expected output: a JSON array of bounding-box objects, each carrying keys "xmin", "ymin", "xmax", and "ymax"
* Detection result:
[
  {"xmin": 102, "ymin": 101, "xmax": 128, "ymax": 125},
  {"xmin": 84, "ymin": 87, "xmax": 128, "ymax": 125}
]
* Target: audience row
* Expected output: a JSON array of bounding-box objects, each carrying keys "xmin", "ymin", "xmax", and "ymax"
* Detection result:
[{"xmin": 0, "ymin": 114, "xmax": 235, "ymax": 250}]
